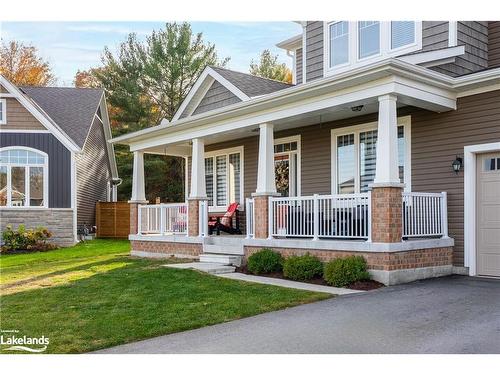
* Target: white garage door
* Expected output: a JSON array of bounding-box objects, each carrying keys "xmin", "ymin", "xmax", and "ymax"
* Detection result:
[{"xmin": 476, "ymin": 153, "xmax": 500, "ymax": 277}]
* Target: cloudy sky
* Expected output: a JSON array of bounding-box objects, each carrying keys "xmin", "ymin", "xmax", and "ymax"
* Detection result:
[{"xmin": 1, "ymin": 22, "xmax": 302, "ymax": 86}]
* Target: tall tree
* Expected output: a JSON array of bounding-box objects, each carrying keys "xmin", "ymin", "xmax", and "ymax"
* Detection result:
[
  {"xmin": 78, "ymin": 22, "xmax": 228, "ymax": 202},
  {"xmin": 249, "ymin": 49, "xmax": 292, "ymax": 83},
  {"xmin": 0, "ymin": 40, "xmax": 55, "ymax": 86}
]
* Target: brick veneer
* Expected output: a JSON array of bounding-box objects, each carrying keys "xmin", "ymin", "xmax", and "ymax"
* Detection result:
[
  {"xmin": 253, "ymin": 195, "xmax": 270, "ymax": 238},
  {"xmin": 371, "ymin": 186, "xmax": 403, "ymax": 243},
  {"xmin": 129, "ymin": 202, "xmax": 140, "ymax": 235},
  {"xmin": 131, "ymin": 240, "xmax": 202, "ymax": 257},
  {"xmin": 244, "ymin": 246, "xmax": 453, "ymax": 271},
  {"xmin": 188, "ymin": 199, "xmax": 202, "ymax": 237}
]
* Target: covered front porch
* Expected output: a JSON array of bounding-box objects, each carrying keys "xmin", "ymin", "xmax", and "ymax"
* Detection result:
[{"xmin": 116, "ymin": 60, "xmax": 458, "ymax": 284}]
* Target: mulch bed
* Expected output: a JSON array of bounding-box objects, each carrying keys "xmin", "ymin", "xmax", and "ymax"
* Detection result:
[{"xmin": 236, "ymin": 266, "xmax": 384, "ymax": 291}]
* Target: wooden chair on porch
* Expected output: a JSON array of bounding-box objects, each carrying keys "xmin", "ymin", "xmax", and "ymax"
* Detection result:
[{"xmin": 208, "ymin": 202, "xmax": 242, "ymax": 235}]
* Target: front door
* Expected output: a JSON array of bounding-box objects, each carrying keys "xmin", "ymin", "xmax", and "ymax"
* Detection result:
[{"xmin": 476, "ymin": 153, "xmax": 500, "ymax": 277}]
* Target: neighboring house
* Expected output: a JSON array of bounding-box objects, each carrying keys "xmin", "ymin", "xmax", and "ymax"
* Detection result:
[
  {"xmin": 112, "ymin": 21, "xmax": 500, "ymax": 284},
  {"xmin": 0, "ymin": 76, "xmax": 119, "ymax": 246}
]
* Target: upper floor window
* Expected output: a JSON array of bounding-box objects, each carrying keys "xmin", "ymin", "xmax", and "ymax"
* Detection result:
[
  {"xmin": 0, "ymin": 147, "xmax": 48, "ymax": 208},
  {"xmin": 325, "ymin": 21, "xmax": 421, "ymax": 75},
  {"xmin": 0, "ymin": 99, "xmax": 6, "ymax": 124}
]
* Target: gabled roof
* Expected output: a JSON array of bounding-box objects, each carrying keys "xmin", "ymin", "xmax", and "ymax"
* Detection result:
[
  {"xmin": 20, "ymin": 86, "xmax": 104, "ymax": 149},
  {"xmin": 172, "ymin": 66, "xmax": 293, "ymax": 121}
]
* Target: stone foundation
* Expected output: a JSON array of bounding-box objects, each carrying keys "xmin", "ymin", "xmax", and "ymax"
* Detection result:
[
  {"xmin": 0, "ymin": 208, "xmax": 76, "ymax": 247},
  {"xmin": 130, "ymin": 240, "xmax": 202, "ymax": 259}
]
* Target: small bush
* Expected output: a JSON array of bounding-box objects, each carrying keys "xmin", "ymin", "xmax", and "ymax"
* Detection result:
[
  {"xmin": 247, "ymin": 248, "xmax": 283, "ymax": 275},
  {"xmin": 1, "ymin": 224, "xmax": 57, "ymax": 253},
  {"xmin": 323, "ymin": 256, "xmax": 370, "ymax": 287},
  {"xmin": 283, "ymin": 253, "xmax": 323, "ymax": 281}
]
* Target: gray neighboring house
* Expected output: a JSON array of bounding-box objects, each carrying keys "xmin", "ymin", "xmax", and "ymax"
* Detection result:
[{"xmin": 0, "ymin": 75, "xmax": 118, "ymax": 246}]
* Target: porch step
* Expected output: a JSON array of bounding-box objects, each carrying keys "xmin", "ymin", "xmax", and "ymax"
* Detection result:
[
  {"xmin": 199, "ymin": 253, "xmax": 242, "ymax": 267},
  {"xmin": 203, "ymin": 243, "xmax": 244, "ymax": 255}
]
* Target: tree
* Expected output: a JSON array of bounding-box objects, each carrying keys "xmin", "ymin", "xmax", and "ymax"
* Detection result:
[
  {"xmin": 74, "ymin": 68, "xmax": 102, "ymax": 88},
  {"xmin": 249, "ymin": 49, "xmax": 292, "ymax": 84},
  {"xmin": 0, "ymin": 40, "xmax": 55, "ymax": 86},
  {"xmin": 79, "ymin": 22, "xmax": 228, "ymax": 202}
]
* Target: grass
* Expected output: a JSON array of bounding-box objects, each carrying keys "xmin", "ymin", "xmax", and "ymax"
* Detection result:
[{"xmin": 0, "ymin": 240, "xmax": 329, "ymax": 353}]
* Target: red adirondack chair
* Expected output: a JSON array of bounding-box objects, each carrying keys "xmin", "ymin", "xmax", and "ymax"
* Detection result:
[{"xmin": 208, "ymin": 202, "xmax": 242, "ymax": 235}]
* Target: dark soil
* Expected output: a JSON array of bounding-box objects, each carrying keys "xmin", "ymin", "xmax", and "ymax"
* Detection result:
[
  {"xmin": 0, "ymin": 247, "xmax": 58, "ymax": 255},
  {"xmin": 236, "ymin": 266, "xmax": 384, "ymax": 291}
]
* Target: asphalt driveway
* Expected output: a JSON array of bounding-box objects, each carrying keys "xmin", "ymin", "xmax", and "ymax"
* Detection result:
[{"xmin": 98, "ymin": 275, "xmax": 500, "ymax": 354}]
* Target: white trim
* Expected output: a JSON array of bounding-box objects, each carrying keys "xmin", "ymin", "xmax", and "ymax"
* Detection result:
[
  {"xmin": 71, "ymin": 152, "xmax": 78, "ymax": 242},
  {"xmin": 0, "ymin": 76, "xmax": 80, "ymax": 152},
  {"xmin": 0, "ymin": 129, "xmax": 51, "ymax": 134},
  {"xmin": 323, "ymin": 21, "xmax": 422, "ymax": 77},
  {"xmin": 274, "ymin": 135, "xmax": 301, "ymax": 197},
  {"xmin": 456, "ymin": 83, "xmax": 500, "ymax": 98},
  {"xmin": 464, "ymin": 142, "xmax": 500, "ymax": 277},
  {"xmin": 276, "ymin": 34, "xmax": 302, "ymax": 50},
  {"xmin": 448, "ymin": 21, "xmax": 458, "ymax": 47},
  {"xmin": 172, "ymin": 67, "xmax": 250, "ymax": 121},
  {"xmin": 0, "ymin": 146, "xmax": 49, "ymax": 208},
  {"xmin": 0, "ymin": 98, "xmax": 6, "ymax": 124},
  {"xmin": 204, "ymin": 145, "xmax": 245, "ymax": 212},
  {"xmin": 330, "ymin": 115, "xmax": 411, "ymax": 194},
  {"xmin": 398, "ymin": 45, "xmax": 465, "ymax": 66}
]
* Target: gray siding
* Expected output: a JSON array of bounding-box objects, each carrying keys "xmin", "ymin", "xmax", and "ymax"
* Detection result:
[
  {"xmin": 421, "ymin": 21, "xmax": 449, "ymax": 51},
  {"xmin": 1, "ymin": 97, "xmax": 46, "ymax": 131},
  {"xmin": 295, "ymin": 47, "xmax": 303, "ymax": 85},
  {"xmin": 431, "ymin": 21, "xmax": 489, "ymax": 76},
  {"xmin": 0, "ymin": 133, "xmax": 72, "ymax": 208},
  {"xmin": 488, "ymin": 21, "xmax": 500, "ymax": 68},
  {"xmin": 76, "ymin": 115, "xmax": 111, "ymax": 227},
  {"xmin": 192, "ymin": 81, "xmax": 241, "ymax": 116},
  {"xmin": 305, "ymin": 21, "xmax": 324, "ymax": 82}
]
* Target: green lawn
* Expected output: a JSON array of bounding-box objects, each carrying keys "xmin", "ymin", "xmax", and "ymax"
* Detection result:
[{"xmin": 0, "ymin": 240, "xmax": 329, "ymax": 353}]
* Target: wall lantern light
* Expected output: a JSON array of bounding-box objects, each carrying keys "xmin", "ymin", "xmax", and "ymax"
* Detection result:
[{"xmin": 452, "ymin": 156, "xmax": 463, "ymax": 174}]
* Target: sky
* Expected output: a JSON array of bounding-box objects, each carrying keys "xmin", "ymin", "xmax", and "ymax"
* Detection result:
[{"xmin": 0, "ymin": 21, "xmax": 302, "ymax": 86}]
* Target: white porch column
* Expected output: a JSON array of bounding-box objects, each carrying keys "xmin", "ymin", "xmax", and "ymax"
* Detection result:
[
  {"xmin": 374, "ymin": 94, "xmax": 400, "ymax": 185},
  {"xmin": 130, "ymin": 151, "xmax": 146, "ymax": 202},
  {"xmin": 189, "ymin": 138, "xmax": 207, "ymax": 199},
  {"xmin": 256, "ymin": 123, "xmax": 277, "ymax": 194}
]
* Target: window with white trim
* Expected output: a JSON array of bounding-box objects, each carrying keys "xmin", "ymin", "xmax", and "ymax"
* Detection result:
[
  {"xmin": 0, "ymin": 148, "xmax": 48, "ymax": 207},
  {"xmin": 204, "ymin": 147, "xmax": 243, "ymax": 211},
  {"xmin": 332, "ymin": 118, "xmax": 411, "ymax": 194},
  {"xmin": 325, "ymin": 21, "xmax": 421, "ymax": 74},
  {"xmin": 274, "ymin": 136, "xmax": 301, "ymax": 197},
  {"xmin": 0, "ymin": 99, "xmax": 6, "ymax": 124}
]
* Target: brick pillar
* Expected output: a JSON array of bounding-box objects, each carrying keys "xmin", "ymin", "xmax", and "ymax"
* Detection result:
[
  {"xmin": 188, "ymin": 198, "xmax": 201, "ymax": 237},
  {"xmin": 253, "ymin": 195, "xmax": 270, "ymax": 239},
  {"xmin": 129, "ymin": 200, "xmax": 148, "ymax": 235},
  {"xmin": 371, "ymin": 186, "xmax": 403, "ymax": 243}
]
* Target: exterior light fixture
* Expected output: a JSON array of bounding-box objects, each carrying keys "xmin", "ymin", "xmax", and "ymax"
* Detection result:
[
  {"xmin": 351, "ymin": 105, "xmax": 364, "ymax": 112},
  {"xmin": 452, "ymin": 156, "xmax": 463, "ymax": 174}
]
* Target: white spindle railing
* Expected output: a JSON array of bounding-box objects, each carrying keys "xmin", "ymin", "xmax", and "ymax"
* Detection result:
[
  {"xmin": 269, "ymin": 193, "xmax": 371, "ymax": 240},
  {"xmin": 402, "ymin": 192, "xmax": 448, "ymax": 238},
  {"xmin": 138, "ymin": 203, "xmax": 188, "ymax": 235},
  {"xmin": 245, "ymin": 198, "xmax": 255, "ymax": 239},
  {"xmin": 198, "ymin": 200, "xmax": 209, "ymax": 237}
]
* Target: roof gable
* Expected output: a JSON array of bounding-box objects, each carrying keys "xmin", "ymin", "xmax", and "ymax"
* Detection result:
[{"xmin": 172, "ymin": 66, "xmax": 293, "ymax": 121}]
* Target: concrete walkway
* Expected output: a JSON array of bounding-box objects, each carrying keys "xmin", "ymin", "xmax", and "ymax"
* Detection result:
[
  {"xmin": 218, "ymin": 272, "xmax": 361, "ymax": 295},
  {"xmin": 97, "ymin": 276, "xmax": 500, "ymax": 354}
]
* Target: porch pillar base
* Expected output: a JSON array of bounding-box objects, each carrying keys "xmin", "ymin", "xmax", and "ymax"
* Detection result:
[
  {"xmin": 128, "ymin": 200, "xmax": 148, "ymax": 235},
  {"xmin": 371, "ymin": 183, "xmax": 404, "ymax": 243},
  {"xmin": 252, "ymin": 193, "xmax": 278, "ymax": 239},
  {"xmin": 187, "ymin": 198, "xmax": 206, "ymax": 237}
]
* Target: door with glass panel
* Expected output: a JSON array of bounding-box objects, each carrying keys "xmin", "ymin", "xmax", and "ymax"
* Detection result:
[{"xmin": 274, "ymin": 139, "xmax": 299, "ymax": 197}]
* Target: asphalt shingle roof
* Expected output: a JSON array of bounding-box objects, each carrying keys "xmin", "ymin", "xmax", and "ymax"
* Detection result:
[
  {"xmin": 210, "ymin": 66, "xmax": 293, "ymax": 97},
  {"xmin": 20, "ymin": 86, "xmax": 104, "ymax": 148}
]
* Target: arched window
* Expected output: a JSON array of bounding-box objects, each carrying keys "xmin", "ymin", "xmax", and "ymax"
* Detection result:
[{"xmin": 0, "ymin": 147, "xmax": 48, "ymax": 208}]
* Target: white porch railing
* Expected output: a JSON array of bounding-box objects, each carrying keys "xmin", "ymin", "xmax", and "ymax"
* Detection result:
[
  {"xmin": 138, "ymin": 203, "xmax": 188, "ymax": 235},
  {"xmin": 402, "ymin": 192, "xmax": 448, "ymax": 238},
  {"xmin": 245, "ymin": 198, "xmax": 255, "ymax": 239},
  {"xmin": 268, "ymin": 193, "xmax": 372, "ymax": 241}
]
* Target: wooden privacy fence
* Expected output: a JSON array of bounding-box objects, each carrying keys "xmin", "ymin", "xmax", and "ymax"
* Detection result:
[{"xmin": 96, "ymin": 201, "xmax": 130, "ymax": 238}]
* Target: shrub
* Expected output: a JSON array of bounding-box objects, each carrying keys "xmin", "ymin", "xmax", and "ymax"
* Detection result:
[
  {"xmin": 247, "ymin": 248, "xmax": 283, "ymax": 275},
  {"xmin": 1, "ymin": 224, "xmax": 57, "ymax": 253},
  {"xmin": 323, "ymin": 256, "xmax": 370, "ymax": 287},
  {"xmin": 283, "ymin": 253, "xmax": 323, "ymax": 281}
]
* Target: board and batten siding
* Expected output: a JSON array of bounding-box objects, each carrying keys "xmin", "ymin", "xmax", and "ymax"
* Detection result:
[
  {"xmin": 192, "ymin": 81, "xmax": 241, "ymax": 116},
  {"xmin": 75, "ymin": 115, "xmax": 112, "ymax": 227},
  {"xmin": 1, "ymin": 97, "xmax": 46, "ymax": 131},
  {"xmin": 0, "ymin": 133, "xmax": 72, "ymax": 208},
  {"xmin": 488, "ymin": 21, "xmax": 500, "ymax": 68}
]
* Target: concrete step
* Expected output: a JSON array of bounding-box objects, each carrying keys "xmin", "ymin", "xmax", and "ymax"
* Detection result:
[
  {"xmin": 203, "ymin": 243, "xmax": 244, "ymax": 255},
  {"xmin": 200, "ymin": 253, "xmax": 242, "ymax": 267}
]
